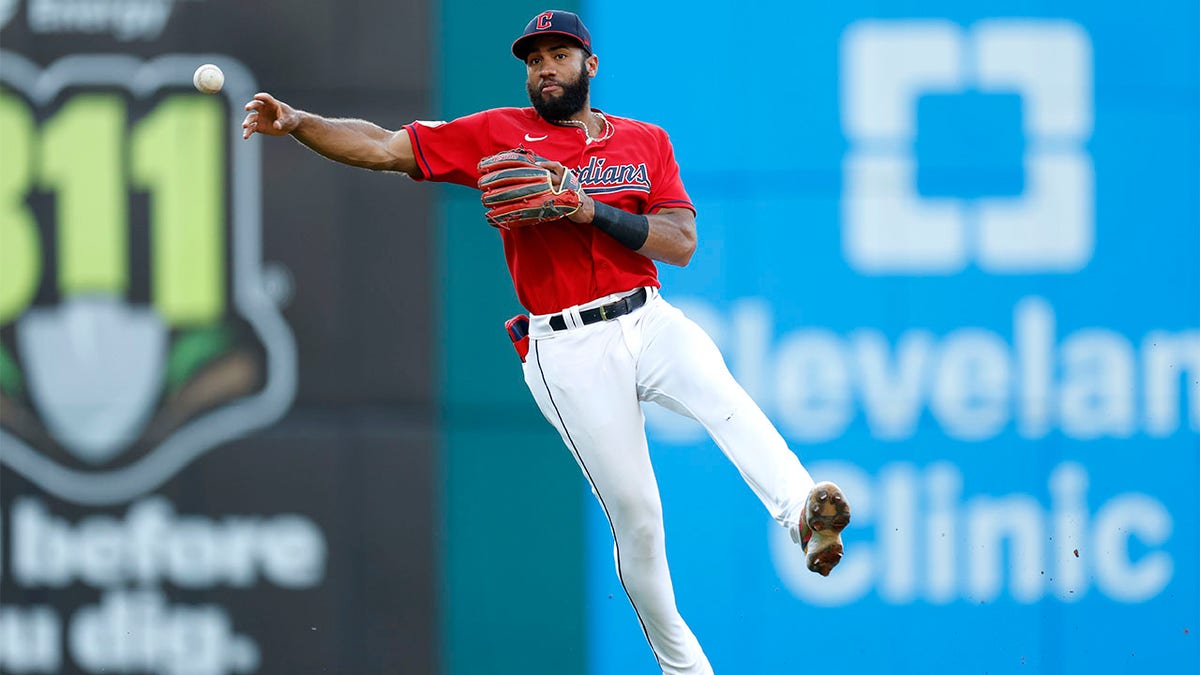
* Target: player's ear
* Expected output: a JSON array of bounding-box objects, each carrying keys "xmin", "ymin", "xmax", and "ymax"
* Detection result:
[{"xmin": 586, "ymin": 53, "xmax": 598, "ymax": 78}]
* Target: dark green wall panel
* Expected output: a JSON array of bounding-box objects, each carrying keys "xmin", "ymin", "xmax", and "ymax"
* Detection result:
[{"xmin": 437, "ymin": 5, "xmax": 587, "ymax": 675}]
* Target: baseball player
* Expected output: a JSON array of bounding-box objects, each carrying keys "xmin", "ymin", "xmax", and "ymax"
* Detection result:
[{"xmin": 242, "ymin": 10, "xmax": 850, "ymax": 674}]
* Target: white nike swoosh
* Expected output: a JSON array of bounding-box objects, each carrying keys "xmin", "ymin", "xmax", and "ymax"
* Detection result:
[{"xmin": 524, "ymin": 133, "xmax": 548, "ymax": 142}]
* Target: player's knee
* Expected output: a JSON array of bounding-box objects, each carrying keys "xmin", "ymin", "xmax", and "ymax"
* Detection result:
[
  {"xmin": 628, "ymin": 525, "xmax": 664, "ymax": 559},
  {"xmin": 615, "ymin": 514, "xmax": 665, "ymax": 559}
]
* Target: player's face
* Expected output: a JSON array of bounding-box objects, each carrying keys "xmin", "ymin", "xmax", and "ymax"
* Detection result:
[{"xmin": 524, "ymin": 40, "xmax": 594, "ymax": 121}]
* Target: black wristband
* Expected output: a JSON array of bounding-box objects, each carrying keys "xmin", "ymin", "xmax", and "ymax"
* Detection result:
[{"xmin": 591, "ymin": 201, "xmax": 650, "ymax": 251}]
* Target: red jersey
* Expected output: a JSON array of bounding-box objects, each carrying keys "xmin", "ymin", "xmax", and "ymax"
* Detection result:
[{"xmin": 403, "ymin": 107, "xmax": 694, "ymax": 315}]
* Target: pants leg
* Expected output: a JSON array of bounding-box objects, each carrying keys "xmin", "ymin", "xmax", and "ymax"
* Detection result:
[
  {"xmin": 523, "ymin": 322, "xmax": 713, "ymax": 675},
  {"xmin": 636, "ymin": 296, "xmax": 815, "ymax": 533}
]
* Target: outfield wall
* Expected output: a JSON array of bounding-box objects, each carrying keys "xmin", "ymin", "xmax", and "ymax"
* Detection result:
[
  {"xmin": 582, "ymin": 1, "xmax": 1199, "ymax": 673},
  {"xmin": 2, "ymin": 2, "xmax": 1195, "ymax": 674}
]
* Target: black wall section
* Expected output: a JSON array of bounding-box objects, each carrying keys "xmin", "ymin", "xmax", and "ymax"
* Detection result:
[{"xmin": 0, "ymin": 1, "xmax": 436, "ymax": 673}]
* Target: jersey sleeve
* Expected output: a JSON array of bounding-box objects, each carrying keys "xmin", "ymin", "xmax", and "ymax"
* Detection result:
[
  {"xmin": 647, "ymin": 127, "xmax": 695, "ymax": 214},
  {"xmin": 402, "ymin": 111, "xmax": 492, "ymax": 188}
]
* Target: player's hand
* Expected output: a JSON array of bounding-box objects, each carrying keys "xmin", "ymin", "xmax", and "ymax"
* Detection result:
[
  {"xmin": 242, "ymin": 93, "xmax": 301, "ymax": 139},
  {"xmin": 537, "ymin": 160, "xmax": 594, "ymax": 223}
]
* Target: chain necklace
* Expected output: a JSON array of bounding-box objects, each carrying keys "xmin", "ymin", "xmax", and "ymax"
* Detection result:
[{"xmin": 555, "ymin": 111, "xmax": 613, "ymax": 144}]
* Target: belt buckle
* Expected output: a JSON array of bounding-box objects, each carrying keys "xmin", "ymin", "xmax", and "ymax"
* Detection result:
[{"xmin": 599, "ymin": 304, "xmax": 609, "ymax": 321}]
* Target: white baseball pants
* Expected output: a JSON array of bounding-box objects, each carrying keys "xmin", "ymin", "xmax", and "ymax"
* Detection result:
[{"xmin": 522, "ymin": 288, "xmax": 816, "ymax": 675}]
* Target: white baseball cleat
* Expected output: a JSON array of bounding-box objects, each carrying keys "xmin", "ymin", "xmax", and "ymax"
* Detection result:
[{"xmin": 797, "ymin": 481, "xmax": 851, "ymax": 576}]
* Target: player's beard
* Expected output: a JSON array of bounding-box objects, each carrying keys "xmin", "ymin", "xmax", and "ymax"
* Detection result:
[{"xmin": 528, "ymin": 63, "xmax": 589, "ymax": 122}]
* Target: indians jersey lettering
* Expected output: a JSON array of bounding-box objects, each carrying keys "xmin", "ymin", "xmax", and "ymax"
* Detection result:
[
  {"xmin": 576, "ymin": 157, "xmax": 651, "ymax": 195},
  {"xmin": 403, "ymin": 107, "xmax": 694, "ymax": 314}
]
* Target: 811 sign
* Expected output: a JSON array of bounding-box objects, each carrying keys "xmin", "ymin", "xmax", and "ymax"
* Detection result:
[
  {"xmin": 0, "ymin": 53, "xmax": 296, "ymax": 506},
  {"xmin": 1, "ymin": 89, "xmax": 225, "ymax": 325},
  {"xmin": 0, "ymin": 54, "xmax": 243, "ymax": 326}
]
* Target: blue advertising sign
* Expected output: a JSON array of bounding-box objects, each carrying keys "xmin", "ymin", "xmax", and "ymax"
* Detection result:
[{"xmin": 583, "ymin": 1, "xmax": 1198, "ymax": 673}]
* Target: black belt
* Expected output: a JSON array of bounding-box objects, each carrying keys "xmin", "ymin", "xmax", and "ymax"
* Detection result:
[{"xmin": 549, "ymin": 288, "xmax": 648, "ymax": 331}]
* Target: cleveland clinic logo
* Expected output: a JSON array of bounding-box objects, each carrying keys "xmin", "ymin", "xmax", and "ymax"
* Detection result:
[
  {"xmin": 840, "ymin": 19, "xmax": 1093, "ymax": 274},
  {"xmin": 0, "ymin": 53, "xmax": 296, "ymax": 505}
]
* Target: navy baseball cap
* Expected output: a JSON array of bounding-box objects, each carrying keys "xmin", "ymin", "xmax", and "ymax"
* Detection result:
[{"xmin": 512, "ymin": 10, "xmax": 593, "ymax": 59}]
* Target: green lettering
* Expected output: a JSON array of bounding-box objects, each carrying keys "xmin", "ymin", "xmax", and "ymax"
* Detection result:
[
  {"xmin": 132, "ymin": 95, "xmax": 225, "ymax": 325},
  {"xmin": 41, "ymin": 94, "xmax": 128, "ymax": 296},
  {"xmin": 0, "ymin": 93, "xmax": 42, "ymax": 325}
]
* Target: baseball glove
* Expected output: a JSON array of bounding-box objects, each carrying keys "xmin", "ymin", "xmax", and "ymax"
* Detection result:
[{"xmin": 476, "ymin": 148, "xmax": 583, "ymax": 229}]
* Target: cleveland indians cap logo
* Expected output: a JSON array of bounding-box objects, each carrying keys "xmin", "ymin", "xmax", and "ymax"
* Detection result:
[
  {"xmin": 0, "ymin": 52, "xmax": 296, "ymax": 505},
  {"xmin": 536, "ymin": 11, "xmax": 554, "ymax": 30}
]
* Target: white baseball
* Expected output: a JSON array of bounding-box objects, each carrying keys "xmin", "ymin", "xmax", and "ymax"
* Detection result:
[{"xmin": 192, "ymin": 63, "xmax": 224, "ymax": 94}]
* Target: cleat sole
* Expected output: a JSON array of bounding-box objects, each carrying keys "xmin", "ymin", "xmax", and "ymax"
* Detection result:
[{"xmin": 803, "ymin": 481, "xmax": 851, "ymax": 576}]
